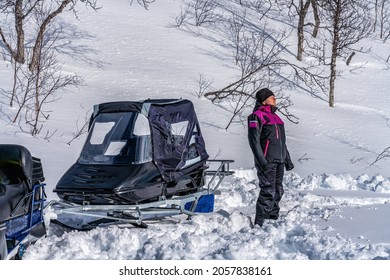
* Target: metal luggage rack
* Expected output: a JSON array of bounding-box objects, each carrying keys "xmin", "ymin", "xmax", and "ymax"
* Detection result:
[
  {"xmin": 49, "ymin": 159, "xmax": 234, "ymax": 229},
  {"xmin": 205, "ymin": 159, "xmax": 235, "ymax": 192}
]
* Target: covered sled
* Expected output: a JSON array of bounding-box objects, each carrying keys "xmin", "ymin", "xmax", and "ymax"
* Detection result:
[
  {"xmin": 54, "ymin": 99, "xmax": 210, "ymax": 205},
  {"xmin": 52, "ymin": 99, "xmax": 233, "ymax": 229},
  {"xmin": 0, "ymin": 145, "xmax": 46, "ymax": 260}
]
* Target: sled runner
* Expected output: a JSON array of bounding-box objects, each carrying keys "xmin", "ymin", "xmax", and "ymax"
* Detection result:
[
  {"xmin": 0, "ymin": 145, "xmax": 46, "ymax": 260},
  {"xmin": 50, "ymin": 159, "xmax": 233, "ymax": 230},
  {"xmin": 51, "ymin": 99, "xmax": 234, "ymax": 229}
]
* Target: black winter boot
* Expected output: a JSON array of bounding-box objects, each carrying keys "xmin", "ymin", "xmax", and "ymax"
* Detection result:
[{"xmin": 254, "ymin": 217, "xmax": 264, "ymax": 227}]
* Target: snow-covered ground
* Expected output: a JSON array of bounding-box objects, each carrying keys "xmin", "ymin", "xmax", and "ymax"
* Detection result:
[
  {"xmin": 1, "ymin": 0, "xmax": 390, "ymax": 262},
  {"xmin": 23, "ymin": 170, "xmax": 390, "ymax": 260}
]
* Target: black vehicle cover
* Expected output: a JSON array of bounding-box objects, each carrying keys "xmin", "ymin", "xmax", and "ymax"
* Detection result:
[{"xmin": 89, "ymin": 99, "xmax": 209, "ymax": 182}]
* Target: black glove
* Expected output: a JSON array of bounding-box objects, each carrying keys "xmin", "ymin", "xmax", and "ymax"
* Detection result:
[{"xmin": 285, "ymin": 160, "xmax": 294, "ymax": 171}]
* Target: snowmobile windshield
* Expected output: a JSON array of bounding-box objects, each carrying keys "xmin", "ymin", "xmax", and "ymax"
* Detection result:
[{"xmin": 78, "ymin": 112, "xmax": 152, "ymax": 165}]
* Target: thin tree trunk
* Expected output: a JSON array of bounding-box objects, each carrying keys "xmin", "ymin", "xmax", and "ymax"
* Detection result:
[
  {"xmin": 29, "ymin": 0, "xmax": 71, "ymax": 72},
  {"xmin": 11, "ymin": 59, "xmax": 18, "ymax": 107},
  {"xmin": 311, "ymin": 0, "xmax": 320, "ymax": 38},
  {"xmin": 12, "ymin": 79, "xmax": 32, "ymax": 123},
  {"xmin": 329, "ymin": 56, "xmax": 336, "ymax": 107},
  {"xmin": 297, "ymin": 12, "xmax": 305, "ymax": 61},
  {"xmin": 32, "ymin": 46, "xmax": 43, "ymax": 135},
  {"xmin": 380, "ymin": 0, "xmax": 385, "ymax": 39},
  {"xmin": 297, "ymin": 0, "xmax": 311, "ymax": 61},
  {"xmin": 374, "ymin": 0, "xmax": 378, "ymax": 33},
  {"xmin": 329, "ymin": 1, "xmax": 341, "ymax": 108},
  {"xmin": 35, "ymin": 65, "xmax": 40, "ymax": 112},
  {"xmin": 0, "ymin": 0, "xmax": 26, "ymax": 64},
  {"xmin": 14, "ymin": 0, "xmax": 25, "ymax": 64}
]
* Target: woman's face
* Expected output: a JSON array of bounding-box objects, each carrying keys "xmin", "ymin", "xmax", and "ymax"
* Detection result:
[{"xmin": 263, "ymin": 95, "xmax": 277, "ymax": 106}]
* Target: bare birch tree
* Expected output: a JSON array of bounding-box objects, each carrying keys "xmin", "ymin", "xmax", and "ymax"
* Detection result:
[
  {"xmin": 320, "ymin": 0, "xmax": 372, "ymax": 107},
  {"xmin": 378, "ymin": 0, "xmax": 390, "ymax": 42},
  {"xmin": 0, "ymin": 0, "xmax": 153, "ymax": 135},
  {"xmin": 0, "ymin": 0, "xmax": 99, "ymax": 135},
  {"xmin": 203, "ymin": 12, "xmax": 325, "ymax": 128},
  {"xmin": 289, "ymin": 0, "xmax": 312, "ymax": 61},
  {"xmin": 279, "ymin": 0, "xmax": 321, "ymax": 61},
  {"xmin": 0, "ymin": 1, "xmax": 99, "ymax": 71},
  {"xmin": 172, "ymin": 1, "xmax": 328, "ymax": 128}
]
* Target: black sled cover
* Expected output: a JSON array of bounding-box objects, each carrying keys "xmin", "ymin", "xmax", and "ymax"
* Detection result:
[{"xmin": 54, "ymin": 99, "xmax": 209, "ymax": 204}]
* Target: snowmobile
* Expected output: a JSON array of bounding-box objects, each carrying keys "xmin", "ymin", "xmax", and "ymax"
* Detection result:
[
  {"xmin": 51, "ymin": 99, "xmax": 233, "ymax": 229},
  {"xmin": 0, "ymin": 145, "xmax": 46, "ymax": 260}
]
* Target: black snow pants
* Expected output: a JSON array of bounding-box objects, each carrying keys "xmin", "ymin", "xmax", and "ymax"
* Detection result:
[{"xmin": 255, "ymin": 162, "xmax": 285, "ymax": 223}]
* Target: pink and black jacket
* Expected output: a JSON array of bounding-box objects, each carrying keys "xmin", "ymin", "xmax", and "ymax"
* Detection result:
[{"xmin": 247, "ymin": 105, "xmax": 294, "ymax": 170}]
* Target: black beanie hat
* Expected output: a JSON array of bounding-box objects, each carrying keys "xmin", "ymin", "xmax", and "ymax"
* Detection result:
[{"xmin": 255, "ymin": 88, "xmax": 274, "ymax": 103}]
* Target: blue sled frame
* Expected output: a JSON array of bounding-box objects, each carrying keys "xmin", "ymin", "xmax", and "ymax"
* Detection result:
[{"xmin": 4, "ymin": 183, "xmax": 46, "ymax": 260}]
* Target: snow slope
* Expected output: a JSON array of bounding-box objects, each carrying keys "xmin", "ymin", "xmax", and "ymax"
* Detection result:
[{"xmin": 1, "ymin": 0, "xmax": 390, "ymax": 260}]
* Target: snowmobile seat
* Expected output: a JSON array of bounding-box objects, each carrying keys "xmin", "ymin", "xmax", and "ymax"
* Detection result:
[
  {"xmin": 0, "ymin": 145, "xmax": 44, "ymax": 186},
  {"xmin": 0, "ymin": 145, "xmax": 45, "ymax": 223}
]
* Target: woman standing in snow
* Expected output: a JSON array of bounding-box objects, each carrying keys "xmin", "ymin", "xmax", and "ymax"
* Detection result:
[{"xmin": 247, "ymin": 88, "xmax": 294, "ymax": 227}]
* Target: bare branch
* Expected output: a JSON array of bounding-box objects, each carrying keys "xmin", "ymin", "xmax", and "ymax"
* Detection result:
[
  {"xmin": 320, "ymin": 0, "xmax": 373, "ymax": 107},
  {"xmin": 0, "ymin": 27, "xmax": 17, "ymax": 59},
  {"xmin": 371, "ymin": 146, "xmax": 390, "ymax": 166},
  {"xmin": 174, "ymin": 4, "xmax": 192, "ymax": 27},
  {"xmin": 195, "ymin": 73, "xmax": 214, "ymax": 98},
  {"xmin": 129, "ymin": 0, "xmax": 155, "ymax": 10},
  {"xmin": 193, "ymin": 0, "xmax": 220, "ymax": 26}
]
